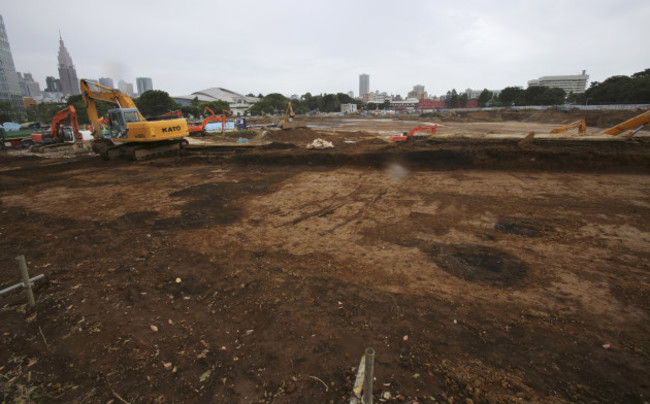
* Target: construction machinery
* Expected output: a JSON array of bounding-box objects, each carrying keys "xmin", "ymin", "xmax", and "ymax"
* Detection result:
[
  {"xmin": 549, "ymin": 119, "xmax": 587, "ymax": 135},
  {"xmin": 392, "ymin": 125, "xmax": 439, "ymax": 142},
  {"xmin": 80, "ymin": 79, "xmax": 189, "ymax": 160},
  {"xmin": 21, "ymin": 106, "xmax": 83, "ymax": 150},
  {"xmin": 600, "ymin": 109, "xmax": 650, "ymax": 137},
  {"xmin": 188, "ymin": 107, "xmax": 230, "ymax": 135},
  {"xmin": 279, "ymin": 102, "xmax": 306, "ymax": 129}
]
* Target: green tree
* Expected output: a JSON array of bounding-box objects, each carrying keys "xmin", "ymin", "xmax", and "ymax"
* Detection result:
[
  {"xmin": 445, "ymin": 89, "xmax": 459, "ymax": 108},
  {"xmin": 478, "ymin": 89, "xmax": 493, "ymax": 107},
  {"xmin": 198, "ymin": 100, "xmax": 231, "ymax": 115},
  {"xmin": 566, "ymin": 92, "xmax": 586, "ymax": 105},
  {"xmin": 134, "ymin": 90, "xmax": 179, "ymax": 117},
  {"xmin": 582, "ymin": 70, "xmax": 650, "ymax": 104},
  {"xmin": 25, "ymin": 103, "xmax": 67, "ymax": 124},
  {"xmin": 498, "ymin": 86, "xmax": 524, "ymax": 106},
  {"xmin": 0, "ymin": 101, "xmax": 17, "ymax": 122},
  {"xmin": 67, "ymin": 94, "xmax": 113, "ymax": 125},
  {"xmin": 459, "ymin": 93, "xmax": 468, "ymax": 108},
  {"xmin": 248, "ymin": 93, "xmax": 290, "ymax": 116},
  {"xmin": 321, "ymin": 94, "xmax": 339, "ymax": 112},
  {"xmin": 537, "ymin": 88, "xmax": 566, "ymax": 105}
]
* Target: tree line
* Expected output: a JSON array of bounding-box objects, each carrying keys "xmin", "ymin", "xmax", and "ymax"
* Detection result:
[{"xmin": 445, "ymin": 68, "xmax": 649, "ymax": 108}]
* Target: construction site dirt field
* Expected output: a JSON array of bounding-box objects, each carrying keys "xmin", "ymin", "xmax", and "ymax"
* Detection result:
[{"xmin": 1, "ymin": 112, "xmax": 650, "ymax": 403}]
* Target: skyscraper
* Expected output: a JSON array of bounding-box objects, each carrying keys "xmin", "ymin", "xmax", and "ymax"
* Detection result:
[
  {"xmin": 359, "ymin": 74, "xmax": 369, "ymax": 98},
  {"xmin": 58, "ymin": 34, "xmax": 80, "ymax": 95},
  {"xmin": 45, "ymin": 76, "xmax": 61, "ymax": 92},
  {"xmin": 17, "ymin": 72, "xmax": 41, "ymax": 97},
  {"xmin": 99, "ymin": 77, "xmax": 114, "ymax": 88},
  {"xmin": 0, "ymin": 15, "xmax": 25, "ymax": 109},
  {"xmin": 136, "ymin": 77, "xmax": 153, "ymax": 95},
  {"xmin": 118, "ymin": 80, "xmax": 134, "ymax": 96}
]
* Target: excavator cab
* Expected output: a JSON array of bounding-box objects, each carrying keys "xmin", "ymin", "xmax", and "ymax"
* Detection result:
[{"xmin": 107, "ymin": 108, "xmax": 142, "ymax": 139}]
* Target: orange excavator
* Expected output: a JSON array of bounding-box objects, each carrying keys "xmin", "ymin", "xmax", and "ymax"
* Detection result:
[
  {"xmin": 392, "ymin": 125, "xmax": 438, "ymax": 142},
  {"xmin": 23, "ymin": 105, "xmax": 83, "ymax": 148},
  {"xmin": 163, "ymin": 110, "xmax": 183, "ymax": 118},
  {"xmin": 549, "ymin": 119, "xmax": 587, "ymax": 135},
  {"xmin": 188, "ymin": 107, "xmax": 230, "ymax": 135},
  {"xmin": 600, "ymin": 109, "xmax": 650, "ymax": 137}
]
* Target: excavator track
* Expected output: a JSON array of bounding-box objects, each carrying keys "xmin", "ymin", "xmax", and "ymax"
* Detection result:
[{"xmin": 94, "ymin": 139, "xmax": 188, "ymax": 161}]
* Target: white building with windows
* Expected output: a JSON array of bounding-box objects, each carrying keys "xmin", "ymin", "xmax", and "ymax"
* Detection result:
[{"xmin": 528, "ymin": 70, "xmax": 589, "ymax": 94}]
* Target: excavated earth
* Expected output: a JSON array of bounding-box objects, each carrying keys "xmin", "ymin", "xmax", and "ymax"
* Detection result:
[{"xmin": 1, "ymin": 112, "xmax": 650, "ymax": 403}]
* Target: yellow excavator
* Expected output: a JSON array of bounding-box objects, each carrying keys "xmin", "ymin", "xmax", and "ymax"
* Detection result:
[
  {"xmin": 278, "ymin": 102, "xmax": 306, "ymax": 130},
  {"xmin": 549, "ymin": 119, "xmax": 587, "ymax": 135},
  {"xmin": 600, "ymin": 109, "xmax": 650, "ymax": 137},
  {"xmin": 80, "ymin": 79, "xmax": 189, "ymax": 160}
]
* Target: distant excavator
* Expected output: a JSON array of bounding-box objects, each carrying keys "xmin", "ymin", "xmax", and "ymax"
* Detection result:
[
  {"xmin": 22, "ymin": 105, "xmax": 84, "ymax": 151},
  {"xmin": 279, "ymin": 102, "xmax": 306, "ymax": 129},
  {"xmin": 600, "ymin": 109, "xmax": 650, "ymax": 137},
  {"xmin": 392, "ymin": 125, "xmax": 439, "ymax": 142},
  {"xmin": 549, "ymin": 119, "xmax": 587, "ymax": 135},
  {"xmin": 188, "ymin": 107, "xmax": 231, "ymax": 135}
]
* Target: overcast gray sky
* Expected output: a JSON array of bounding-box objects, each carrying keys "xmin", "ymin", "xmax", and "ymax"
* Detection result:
[{"xmin": 2, "ymin": 0, "xmax": 649, "ymax": 98}]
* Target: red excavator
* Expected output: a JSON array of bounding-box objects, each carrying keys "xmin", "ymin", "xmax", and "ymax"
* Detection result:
[
  {"xmin": 22, "ymin": 105, "xmax": 83, "ymax": 148},
  {"xmin": 392, "ymin": 125, "xmax": 438, "ymax": 142},
  {"xmin": 188, "ymin": 107, "xmax": 230, "ymax": 135}
]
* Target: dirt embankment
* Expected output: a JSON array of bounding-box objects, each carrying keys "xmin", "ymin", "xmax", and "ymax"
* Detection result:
[{"xmin": 446, "ymin": 109, "xmax": 644, "ymax": 127}]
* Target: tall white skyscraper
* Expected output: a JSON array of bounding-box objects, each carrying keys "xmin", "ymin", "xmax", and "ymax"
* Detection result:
[
  {"xmin": 57, "ymin": 34, "xmax": 80, "ymax": 95},
  {"xmin": 118, "ymin": 80, "xmax": 134, "ymax": 96},
  {"xmin": 136, "ymin": 77, "xmax": 153, "ymax": 94},
  {"xmin": 0, "ymin": 15, "xmax": 24, "ymax": 109},
  {"xmin": 359, "ymin": 74, "xmax": 369, "ymax": 98}
]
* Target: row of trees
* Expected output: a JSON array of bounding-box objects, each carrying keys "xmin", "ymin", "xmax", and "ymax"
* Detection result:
[
  {"xmin": 248, "ymin": 92, "xmax": 361, "ymax": 116},
  {"xmin": 447, "ymin": 68, "xmax": 650, "ymax": 108},
  {"xmin": 570, "ymin": 68, "xmax": 649, "ymax": 105}
]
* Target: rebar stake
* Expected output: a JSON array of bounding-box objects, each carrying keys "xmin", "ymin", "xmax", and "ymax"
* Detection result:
[
  {"xmin": 16, "ymin": 255, "xmax": 35, "ymax": 307},
  {"xmin": 362, "ymin": 347, "xmax": 375, "ymax": 404}
]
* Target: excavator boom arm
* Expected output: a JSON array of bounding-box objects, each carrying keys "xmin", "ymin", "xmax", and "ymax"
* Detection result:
[
  {"xmin": 50, "ymin": 105, "xmax": 82, "ymax": 143},
  {"xmin": 80, "ymin": 79, "xmax": 142, "ymax": 138},
  {"xmin": 600, "ymin": 110, "xmax": 650, "ymax": 137}
]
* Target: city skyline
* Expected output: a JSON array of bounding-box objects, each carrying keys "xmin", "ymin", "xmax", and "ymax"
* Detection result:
[{"xmin": 1, "ymin": 1, "xmax": 649, "ymax": 99}]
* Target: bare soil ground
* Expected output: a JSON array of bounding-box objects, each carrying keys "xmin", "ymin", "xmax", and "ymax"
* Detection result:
[{"xmin": 1, "ymin": 112, "xmax": 650, "ymax": 403}]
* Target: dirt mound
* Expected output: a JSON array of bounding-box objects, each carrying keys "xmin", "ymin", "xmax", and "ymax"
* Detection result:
[{"xmin": 264, "ymin": 128, "xmax": 324, "ymax": 143}]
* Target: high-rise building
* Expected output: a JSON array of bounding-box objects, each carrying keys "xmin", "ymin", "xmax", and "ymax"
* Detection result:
[
  {"xmin": 99, "ymin": 77, "xmax": 114, "ymax": 88},
  {"xmin": 0, "ymin": 15, "xmax": 25, "ymax": 109},
  {"xmin": 17, "ymin": 72, "xmax": 41, "ymax": 97},
  {"xmin": 136, "ymin": 77, "xmax": 153, "ymax": 95},
  {"xmin": 527, "ymin": 70, "xmax": 589, "ymax": 94},
  {"xmin": 58, "ymin": 34, "xmax": 80, "ymax": 95},
  {"xmin": 45, "ymin": 76, "xmax": 61, "ymax": 92},
  {"xmin": 118, "ymin": 80, "xmax": 134, "ymax": 96},
  {"xmin": 359, "ymin": 74, "xmax": 369, "ymax": 98}
]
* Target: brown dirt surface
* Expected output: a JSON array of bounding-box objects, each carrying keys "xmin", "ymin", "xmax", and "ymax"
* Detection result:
[{"xmin": 1, "ymin": 114, "xmax": 650, "ymax": 403}]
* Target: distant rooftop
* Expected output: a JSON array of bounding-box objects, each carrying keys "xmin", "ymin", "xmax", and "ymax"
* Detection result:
[{"xmin": 174, "ymin": 87, "xmax": 259, "ymax": 105}]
